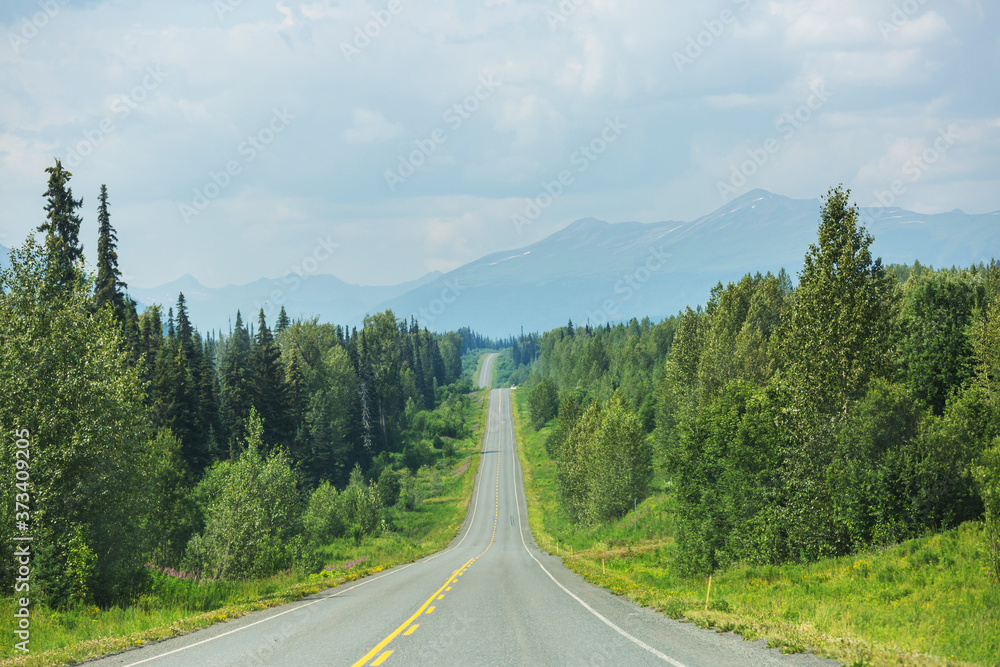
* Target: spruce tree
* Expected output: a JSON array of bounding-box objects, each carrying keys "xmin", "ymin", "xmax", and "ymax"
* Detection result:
[
  {"xmin": 220, "ymin": 311, "xmax": 255, "ymax": 454},
  {"xmin": 252, "ymin": 309, "xmax": 287, "ymax": 449},
  {"xmin": 275, "ymin": 306, "xmax": 290, "ymax": 333},
  {"xmin": 38, "ymin": 159, "xmax": 84, "ymax": 289},
  {"xmin": 94, "ymin": 185, "xmax": 127, "ymax": 319}
]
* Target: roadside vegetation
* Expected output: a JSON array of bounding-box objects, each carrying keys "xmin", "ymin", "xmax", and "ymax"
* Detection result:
[
  {"xmin": 0, "ymin": 162, "xmax": 498, "ymax": 665},
  {"xmin": 509, "ymin": 186, "xmax": 1000, "ymax": 665},
  {"xmin": 514, "ymin": 392, "xmax": 999, "ymax": 666},
  {"xmin": 0, "ymin": 388, "xmax": 488, "ymax": 667}
]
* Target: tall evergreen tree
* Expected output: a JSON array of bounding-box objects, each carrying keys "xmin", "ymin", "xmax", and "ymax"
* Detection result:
[
  {"xmin": 252, "ymin": 309, "xmax": 287, "ymax": 449},
  {"xmin": 38, "ymin": 159, "xmax": 84, "ymax": 289},
  {"xmin": 220, "ymin": 311, "xmax": 255, "ymax": 454},
  {"xmin": 94, "ymin": 185, "xmax": 127, "ymax": 319},
  {"xmin": 275, "ymin": 306, "xmax": 290, "ymax": 333}
]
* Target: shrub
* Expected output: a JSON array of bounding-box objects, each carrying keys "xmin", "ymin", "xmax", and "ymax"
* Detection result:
[
  {"xmin": 183, "ymin": 409, "xmax": 302, "ymax": 579},
  {"xmin": 303, "ymin": 481, "xmax": 346, "ymax": 544},
  {"xmin": 974, "ymin": 438, "xmax": 1000, "ymax": 584}
]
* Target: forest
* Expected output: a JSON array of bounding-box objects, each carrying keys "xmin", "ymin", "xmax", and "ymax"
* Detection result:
[
  {"xmin": 0, "ymin": 161, "xmax": 490, "ymax": 609},
  {"xmin": 520, "ymin": 186, "xmax": 1000, "ymax": 579}
]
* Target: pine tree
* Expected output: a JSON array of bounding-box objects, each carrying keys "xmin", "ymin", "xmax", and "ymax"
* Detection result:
[
  {"xmin": 38, "ymin": 159, "xmax": 84, "ymax": 289},
  {"xmin": 94, "ymin": 185, "xmax": 127, "ymax": 319},
  {"xmin": 220, "ymin": 311, "xmax": 255, "ymax": 454},
  {"xmin": 275, "ymin": 306, "xmax": 290, "ymax": 333},
  {"xmin": 252, "ymin": 309, "xmax": 287, "ymax": 449},
  {"xmin": 175, "ymin": 293, "xmax": 195, "ymax": 360}
]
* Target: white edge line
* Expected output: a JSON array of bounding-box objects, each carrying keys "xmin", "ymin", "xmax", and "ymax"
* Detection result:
[
  {"xmin": 121, "ymin": 384, "xmax": 496, "ymax": 666},
  {"xmin": 505, "ymin": 389, "xmax": 688, "ymax": 667},
  {"xmin": 121, "ymin": 563, "xmax": 411, "ymax": 667}
]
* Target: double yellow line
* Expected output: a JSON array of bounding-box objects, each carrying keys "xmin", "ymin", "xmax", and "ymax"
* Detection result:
[{"xmin": 351, "ymin": 390, "xmax": 504, "ymax": 667}]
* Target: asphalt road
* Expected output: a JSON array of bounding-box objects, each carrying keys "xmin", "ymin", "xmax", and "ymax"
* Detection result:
[
  {"xmin": 89, "ymin": 381, "xmax": 837, "ymax": 667},
  {"xmin": 477, "ymin": 351, "xmax": 496, "ymax": 389}
]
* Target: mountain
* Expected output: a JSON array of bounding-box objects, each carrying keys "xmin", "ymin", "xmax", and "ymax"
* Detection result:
[
  {"xmin": 374, "ymin": 190, "xmax": 1000, "ymax": 337},
  {"xmin": 10, "ymin": 190, "xmax": 998, "ymax": 338},
  {"xmin": 128, "ymin": 271, "xmax": 443, "ymax": 335}
]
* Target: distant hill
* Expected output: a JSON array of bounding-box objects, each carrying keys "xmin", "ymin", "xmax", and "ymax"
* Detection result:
[
  {"xmin": 7, "ymin": 190, "xmax": 999, "ymax": 338},
  {"xmin": 373, "ymin": 189, "xmax": 1000, "ymax": 337},
  {"xmin": 128, "ymin": 271, "xmax": 444, "ymax": 335}
]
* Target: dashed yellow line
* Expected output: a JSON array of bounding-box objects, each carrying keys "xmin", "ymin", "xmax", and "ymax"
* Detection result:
[{"xmin": 351, "ymin": 390, "xmax": 506, "ymax": 666}]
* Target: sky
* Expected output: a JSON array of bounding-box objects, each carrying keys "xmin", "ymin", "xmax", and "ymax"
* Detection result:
[{"xmin": 0, "ymin": 0, "xmax": 997, "ymax": 289}]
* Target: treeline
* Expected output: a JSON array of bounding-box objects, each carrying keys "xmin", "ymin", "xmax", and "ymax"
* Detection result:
[
  {"xmin": 0, "ymin": 161, "xmax": 478, "ymax": 608},
  {"xmin": 525, "ymin": 186, "xmax": 1000, "ymax": 576}
]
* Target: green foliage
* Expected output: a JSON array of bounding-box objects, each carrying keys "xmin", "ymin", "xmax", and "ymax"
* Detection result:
[
  {"xmin": 376, "ymin": 467, "xmax": 402, "ymax": 508},
  {"xmin": 896, "ymin": 270, "xmax": 981, "ymax": 414},
  {"xmin": 183, "ymin": 409, "xmax": 302, "ymax": 579},
  {"xmin": 828, "ymin": 380, "xmax": 924, "ymax": 549},
  {"xmin": 0, "ymin": 236, "xmax": 150, "ymax": 607},
  {"xmin": 670, "ymin": 380, "xmax": 789, "ymax": 574},
  {"xmin": 783, "ymin": 186, "xmax": 897, "ymax": 417},
  {"xmin": 585, "ymin": 393, "xmax": 652, "ymax": 523},
  {"xmin": 909, "ymin": 386, "xmax": 996, "ymax": 530},
  {"xmin": 973, "ymin": 439, "xmax": 1000, "ymax": 584},
  {"xmin": 142, "ymin": 429, "xmax": 199, "ymax": 568},
  {"xmin": 528, "ymin": 376, "xmax": 559, "ymax": 429},
  {"xmin": 554, "ymin": 395, "xmax": 652, "ymax": 524},
  {"xmin": 65, "ymin": 527, "xmax": 97, "ymax": 607},
  {"xmin": 37, "ymin": 159, "xmax": 84, "ymax": 289},
  {"xmin": 302, "ymin": 481, "xmax": 346, "ymax": 544}
]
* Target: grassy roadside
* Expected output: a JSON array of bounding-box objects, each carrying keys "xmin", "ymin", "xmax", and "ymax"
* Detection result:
[
  {"xmin": 511, "ymin": 390, "xmax": 999, "ymax": 667},
  {"xmin": 0, "ymin": 388, "xmax": 492, "ymax": 667}
]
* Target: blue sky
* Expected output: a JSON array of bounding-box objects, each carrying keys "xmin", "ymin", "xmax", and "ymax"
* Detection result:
[{"xmin": 0, "ymin": 0, "xmax": 997, "ymax": 289}]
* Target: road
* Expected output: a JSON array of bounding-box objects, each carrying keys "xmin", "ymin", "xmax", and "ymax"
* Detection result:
[
  {"xmin": 90, "ymin": 361, "xmax": 836, "ymax": 666},
  {"xmin": 477, "ymin": 351, "xmax": 496, "ymax": 389}
]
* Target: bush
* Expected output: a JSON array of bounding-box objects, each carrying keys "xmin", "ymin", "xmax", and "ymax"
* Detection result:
[
  {"xmin": 303, "ymin": 481, "xmax": 346, "ymax": 544},
  {"xmin": 397, "ymin": 469, "xmax": 422, "ymax": 511},
  {"xmin": 183, "ymin": 409, "xmax": 302, "ymax": 579},
  {"xmin": 973, "ymin": 438, "xmax": 1000, "ymax": 584},
  {"xmin": 376, "ymin": 467, "xmax": 401, "ymax": 508},
  {"xmin": 529, "ymin": 377, "xmax": 559, "ymax": 429}
]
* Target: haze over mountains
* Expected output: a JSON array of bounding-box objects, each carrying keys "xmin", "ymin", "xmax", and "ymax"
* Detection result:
[{"xmin": 3, "ymin": 189, "xmax": 998, "ymax": 338}]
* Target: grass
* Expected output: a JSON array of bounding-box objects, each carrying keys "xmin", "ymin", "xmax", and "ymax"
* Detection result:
[
  {"xmin": 0, "ymin": 388, "xmax": 491, "ymax": 667},
  {"xmin": 511, "ymin": 390, "xmax": 1000, "ymax": 667}
]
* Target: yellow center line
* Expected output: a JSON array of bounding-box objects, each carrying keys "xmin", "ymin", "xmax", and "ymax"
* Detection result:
[
  {"xmin": 349, "ymin": 557, "xmax": 473, "ymax": 667},
  {"xmin": 403, "ymin": 625, "xmax": 418, "ymax": 636},
  {"xmin": 350, "ymin": 390, "xmax": 506, "ymax": 667}
]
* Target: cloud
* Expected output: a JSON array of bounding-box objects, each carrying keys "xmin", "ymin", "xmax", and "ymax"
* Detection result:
[
  {"xmin": 0, "ymin": 0, "xmax": 995, "ymax": 290},
  {"xmin": 343, "ymin": 108, "xmax": 401, "ymax": 145}
]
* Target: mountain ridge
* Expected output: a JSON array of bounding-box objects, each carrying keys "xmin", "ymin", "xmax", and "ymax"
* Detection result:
[{"xmin": 2, "ymin": 189, "xmax": 997, "ymax": 337}]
